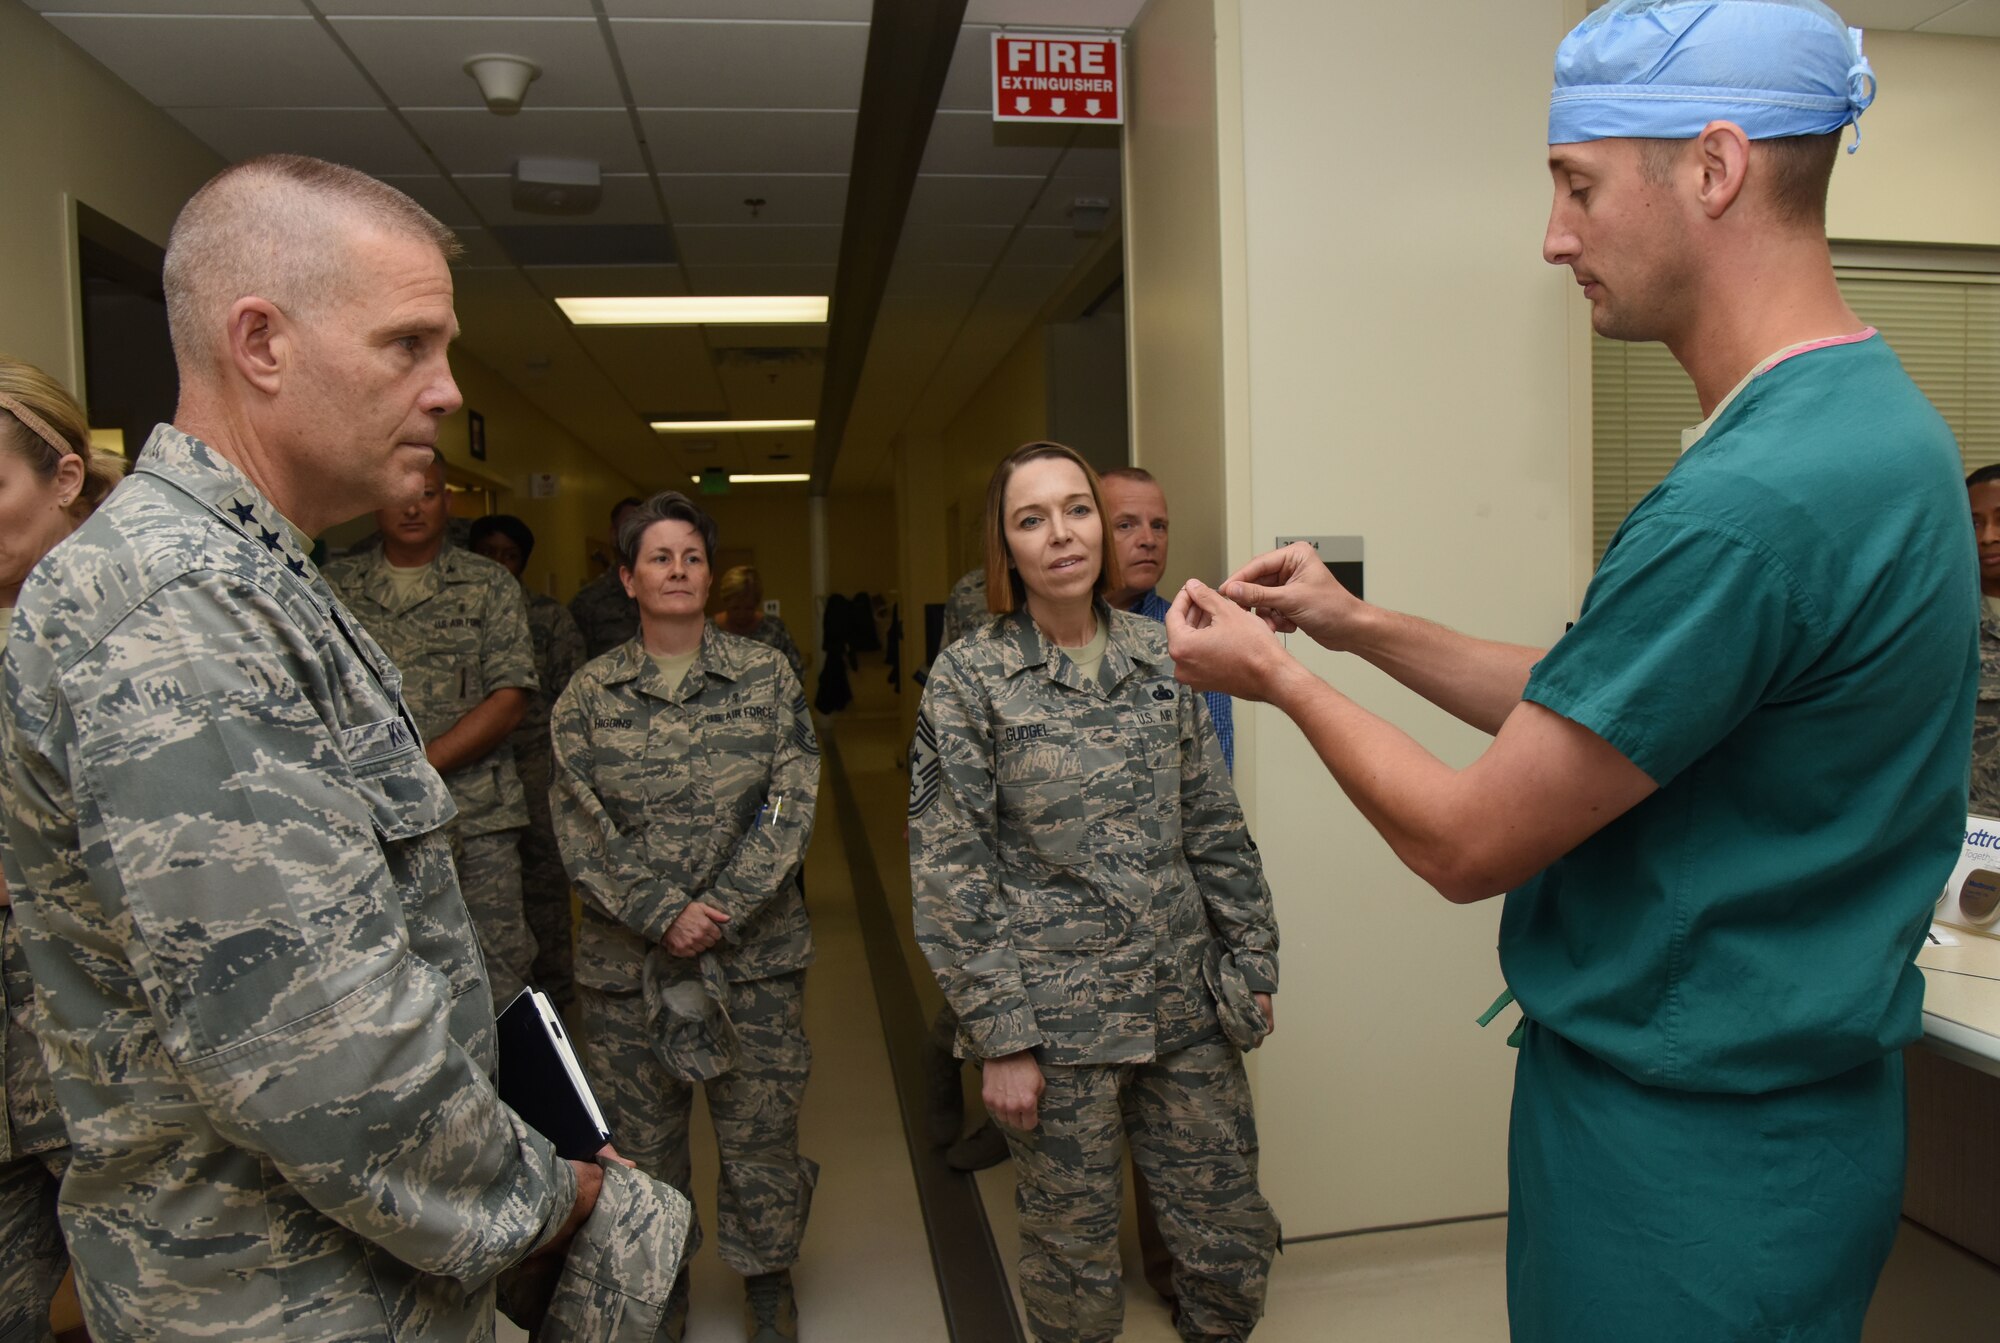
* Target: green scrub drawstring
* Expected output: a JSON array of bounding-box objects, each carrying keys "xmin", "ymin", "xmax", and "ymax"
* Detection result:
[{"xmin": 1477, "ymin": 986, "xmax": 1527, "ymax": 1049}]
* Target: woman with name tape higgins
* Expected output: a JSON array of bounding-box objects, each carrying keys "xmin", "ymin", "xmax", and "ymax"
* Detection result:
[
  {"xmin": 549, "ymin": 490, "xmax": 819, "ymax": 1342},
  {"xmin": 908, "ymin": 440, "xmax": 1282, "ymax": 1342}
]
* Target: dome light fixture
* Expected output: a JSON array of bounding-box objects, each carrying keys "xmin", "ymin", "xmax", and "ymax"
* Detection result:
[{"xmin": 464, "ymin": 54, "xmax": 541, "ymax": 117}]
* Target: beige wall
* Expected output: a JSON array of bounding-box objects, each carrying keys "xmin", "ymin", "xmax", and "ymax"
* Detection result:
[
  {"xmin": 1125, "ymin": 0, "xmax": 1585, "ymax": 1237},
  {"xmin": 0, "ymin": 0, "xmax": 220, "ymax": 387},
  {"xmin": 1827, "ymin": 30, "xmax": 2000, "ymax": 248}
]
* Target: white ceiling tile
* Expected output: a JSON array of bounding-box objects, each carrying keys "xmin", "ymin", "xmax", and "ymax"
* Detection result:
[
  {"xmin": 404, "ymin": 108, "xmax": 645, "ymax": 174},
  {"xmin": 318, "ymin": 1, "xmax": 596, "ymax": 14},
  {"xmin": 659, "ymin": 175, "xmax": 848, "ymax": 227},
  {"xmin": 884, "ymin": 262, "xmax": 990, "ymax": 307},
  {"xmin": 641, "ymin": 110, "xmax": 856, "ymax": 173},
  {"xmin": 1001, "ymin": 226, "xmax": 1093, "ymax": 269},
  {"xmin": 682, "ymin": 264, "xmax": 837, "ymax": 297},
  {"xmin": 448, "ymin": 227, "xmax": 515, "ymax": 269},
  {"xmin": 573, "ymin": 327, "xmax": 726, "ymax": 414},
  {"xmin": 984, "ymin": 263, "xmax": 1076, "ymax": 311},
  {"xmin": 379, "ymin": 174, "xmax": 482, "ymax": 227},
  {"xmin": 920, "ymin": 110, "xmax": 1067, "ymax": 176},
  {"xmin": 674, "ymin": 225, "xmax": 841, "ymax": 267},
  {"xmin": 906, "ymin": 174, "xmax": 1045, "ymax": 227},
  {"xmin": 614, "ymin": 19, "xmax": 868, "ymax": 110},
  {"xmin": 898, "ymin": 224, "xmax": 1015, "ymax": 267},
  {"xmin": 1835, "ymin": 1, "xmax": 1968, "ymax": 27},
  {"xmin": 26, "ymin": 0, "xmax": 300, "ymax": 12},
  {"xmin": 1916, "ymin": 1, "xmax": 2000, "ymax": 35},
  {"xmin": 45, "ymin": 15, "xmax": 376, "ymax": 108},
  {"xmin": 332, "ymin": 17, "xmax": 622, "ymax": 110},
  {"xmin": 1026, "ymin": 173, "xmax": 1120, "ymax": 226},
  {"xmin": 964, "ymin": 0, "xmax": 1145, "ymax": 25},
  {"xmin": 605, "ymin": 0, "xmax": 870, "ymax": 18},
  {"xmin": 167, "ymin": 107, "xmax": 435, "ymax": 174},
  {"xmin": 456, "ymin": 173, "xmax": 664, "ymax": 226},
  {"xmin": 938, "ymin": 25, "xmax": 1001, "ymax": 112},
  {"xmin": 526, "ymin": 265, "xmax": 690, "ymax": 298},
  {"xmin": 704, "ymin": 324, "xmax": 827, "ymax": 350}
]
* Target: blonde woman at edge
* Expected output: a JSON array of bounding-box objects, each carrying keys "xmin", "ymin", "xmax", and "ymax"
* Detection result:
[
  {"xmin": 0, "ymin": 356, "xmax": 123, "ymax": 1343},
  {"xmin": 909, "ymin": 441, "xmax": 1281, "ymax": 1342}
]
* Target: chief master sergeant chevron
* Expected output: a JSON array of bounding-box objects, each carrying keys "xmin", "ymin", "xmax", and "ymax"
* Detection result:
[{"xmin": 0, "ymin": 155, "xmax": 615, "ymax": 1340}]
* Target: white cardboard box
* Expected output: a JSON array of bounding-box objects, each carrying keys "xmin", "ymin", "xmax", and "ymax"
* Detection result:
[{"xmin": 1938, "ymin": 813, "xmax": 2000, "ymax": 937}]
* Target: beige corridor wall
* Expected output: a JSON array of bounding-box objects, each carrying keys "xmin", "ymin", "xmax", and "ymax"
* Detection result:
[
  {"xmin": 1826, "ymin": 30, "xmax": 2000, "ymax": 248},
  {"xmin": 1123, "ymin": 0, "xmax": 1585, "ymax": 1237},
  {"xmin": 0, "ymin": 0, "xmax": 220, "ymax": 386}
]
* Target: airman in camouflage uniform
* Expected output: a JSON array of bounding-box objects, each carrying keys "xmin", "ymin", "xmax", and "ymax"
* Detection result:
[
  {"xmin": 325, "ymin": 540, "xmax": 542, "ymax": 1006},
  {"xmin": 729, "ymin": 612, "xmax": 807, "ymax": 683},
  {"xmin": 570, "ymin": 567, "xmax": 641, "ymax": 660},
  {"xmin": 552, "ymin": 625, "xmax": 821, "ymax": 1314},
  {"xmin": 520, "ymin": 591, "xmax": 587, "ymax": 1005},
  {"xmin": 940, "ymin": 565, "xmax": 990, "ymax": 650},
  {"xmin": 1974, "ymin": 602, "xmax": 2000, "ymax": 816},
  {"xmin": 2, "ymin": 900, "xmax": 67, "ymax": 1343},
  {"xmin": 909, "ymin": 603, "xmax": 1282, "ymax": 1343},
  {"xmin": 0, "ymin": 426, "xmax": 582, "ymax": 1340}
]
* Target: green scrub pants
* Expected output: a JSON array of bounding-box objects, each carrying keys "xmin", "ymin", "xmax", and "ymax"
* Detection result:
[{"xmin": 1507, "ymin": 1021, "xmax": 1904, "ymax": 1343}]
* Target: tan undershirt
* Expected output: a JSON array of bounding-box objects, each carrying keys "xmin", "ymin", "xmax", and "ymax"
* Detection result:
[
  {"xmin": 1985, "ymin": 595, "xmax": 2000, "ymax": 627},
  {"xmin": 384, "ymin": 562, "xmax": 430, "ymax": 601},
  {"xmin": 650, "ymin": 649, "xmax": 700, "ymax": 694},
  {"xmin": 0, "ymin": 607, "xmax": 11, "ymax": 658},
  {"xmin": 1061, "ymin": 620, "xmax": 1109, "ymax": 685}
]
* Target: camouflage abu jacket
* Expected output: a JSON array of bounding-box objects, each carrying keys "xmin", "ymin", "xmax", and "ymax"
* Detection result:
[
  {"xmin": 1975, "ymin": 600, "xmax": 2000, "ymax": 817},
  {"xmin": 0, "ymin": 426, "xmax": 575, "ymax": 1341},
  {"xmin": 519, "ymin": 589, "xmax": 587, "ymax": 779},
  {"xmin": 552, "ymin": 626, "xmax": 819, "ymax": 986},
  {"xmin": 939, "ymin": 567, "xmax": 990, "ymax": 650},
  {"xmin": 720, "ymin": 612, "xmax": 807, "ymax": 682},
  {"xmin": 569, "ymin": 567, "xmax": 640, "ymax": 661},
  {"xmin": 325, "ymin": 544, "xmax": 539, "ymax": 836},
  {"xmin": 909, "ymin": 604, "xmax": 1278, "ymax": 1067}
]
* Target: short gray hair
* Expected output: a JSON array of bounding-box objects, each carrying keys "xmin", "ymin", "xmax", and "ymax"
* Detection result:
[
  {"xmin": 164, "ymin": 154, "xmax": 460, "ymax": 373},
  {"xmin": 616, "ymin": 491, "xmax": 719, "ymax": 572}
]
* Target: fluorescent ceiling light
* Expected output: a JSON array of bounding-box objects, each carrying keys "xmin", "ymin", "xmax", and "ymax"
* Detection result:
[
  {"xmin": 653, "ymin": 419, "xmax": 814, "ymax": 433},
  {"xmin": 689, "ymin": 474, "xmax": 812, "ymax": 485},
  {"xmin": 558, "ymin": 295, "xmax": 828, "ymax": 325}
]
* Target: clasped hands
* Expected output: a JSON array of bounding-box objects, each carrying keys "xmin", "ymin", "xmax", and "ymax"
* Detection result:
[
  {"xmin": 664, "ymin": 899, "xmax": 730, "ymax": 957},
  {"xmin": 1165, "ymin": 542, "xmax": 1365, "ymax": 700}
]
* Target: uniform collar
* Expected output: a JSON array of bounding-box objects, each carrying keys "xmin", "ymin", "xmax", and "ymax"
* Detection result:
[
  {"xmin": 353, "ymin": 542, "xmax": 458, "ymax": 614},
  {"xmin": 134, "ymin": 424, "xmax": 315, "ymax": 581},
  {"xmin": 1982, "ymin": 597, "xmax": 2000, "ymax": 641},
  {"xmin": 996, "ymin": 600, "xmax": 1166, "ymax": 693},
  {"xmin": 600, "ymin": 622, "xmax": 751, "ymax": 702}
]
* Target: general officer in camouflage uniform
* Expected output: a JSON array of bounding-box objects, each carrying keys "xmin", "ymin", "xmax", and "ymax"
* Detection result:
[
  {"xmin": 910, "ymin": 443, "xmax": 1281, "ymax": 1343},
  {"xmin": 569, "ymin": 497, "xmax": 645, "ymax": 659},
  {"xmin": 554, "ymin": 492, "xmax": 820, "ymax": 1343},
  {"xmin": 715, "ymin": 564, "xmax": 807, "ymax": 682},
  {"xmin": 326, "ymin": 459, "xmax": 541, "ymax": 1007},
  {"xmin": 1969, "ymin": 465, "xmax": 2000, "ymax": 816},
  {"xmin": 472, "ymin": 514, "xmax": 588, "ymax": 1009},
  {"xmin": 0, "ymin": 154, "xmax": 616, "ymax": 1342}
]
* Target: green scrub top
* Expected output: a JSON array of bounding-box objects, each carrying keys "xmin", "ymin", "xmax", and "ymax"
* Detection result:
[{"xmin": 1503, "ymin": 334, "xmax": 1976, "ymax": 1095}]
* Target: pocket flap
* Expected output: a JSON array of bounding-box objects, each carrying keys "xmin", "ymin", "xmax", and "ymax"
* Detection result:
[{"xmin": 340, "ymin": 717, "xmax": 455, "ymax": 842}]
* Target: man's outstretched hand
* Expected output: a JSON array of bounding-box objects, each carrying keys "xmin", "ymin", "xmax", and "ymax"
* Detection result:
[
  {"xmin": 1166, "ymin": 579, "xmax": 1297, "ymax": 702},
  {"xmin": 1221, "ymin": 542, "xmax": 1369, "ymax": 651}
]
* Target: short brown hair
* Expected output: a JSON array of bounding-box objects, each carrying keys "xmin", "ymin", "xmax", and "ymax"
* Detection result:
[
  {"xmin": 983, "ymin": 440, "xmax": 1121, "ymax": 615},
  {"xmin": 617, "ymin": 490, "xmax": 718, "ymax": 573},
  {"xmin": 164, "ymin": 154, "xmax": 460, "ymax": 372},
  {"xmin": 1637, "ymin": 130, "xmax": 1841, "ymax": 228},
  {"xmin": 0, "ymin": 355, "xmax": 124, "ymax": 521},
  {"xmin": 1098, "ymin": 465, "xmax": 1156, "ymax": 488}
]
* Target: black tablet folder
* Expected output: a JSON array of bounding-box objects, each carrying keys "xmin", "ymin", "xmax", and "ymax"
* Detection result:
[{"xmin": 496, "ymin": 988, "xmax": 613, "ymax": 1160}]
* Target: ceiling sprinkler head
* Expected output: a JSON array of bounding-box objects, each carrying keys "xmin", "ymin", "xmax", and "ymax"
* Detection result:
[{"xmin": 464, "ymin": 54, "xmax": 541, "ymax": 116}]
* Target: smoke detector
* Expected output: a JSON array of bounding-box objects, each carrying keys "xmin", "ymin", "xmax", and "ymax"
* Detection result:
[
  {"xmin": 512, "ymin": 158, "xmax": 602, "ymax": 216},
  {"xmin": 464, "ymin": 54, "xmax": 541, "ymax": 116}
]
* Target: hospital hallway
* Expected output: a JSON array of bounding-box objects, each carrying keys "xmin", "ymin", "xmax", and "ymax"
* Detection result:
[{"xmin": 495, "ymin": 656, "xmax": 2000, "ymax": 1343}]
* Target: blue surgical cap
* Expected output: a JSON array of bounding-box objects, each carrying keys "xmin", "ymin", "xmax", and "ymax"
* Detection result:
[{"xmin": 1549, "ymin": 0, "xmax": 1876, "ymax": 150}]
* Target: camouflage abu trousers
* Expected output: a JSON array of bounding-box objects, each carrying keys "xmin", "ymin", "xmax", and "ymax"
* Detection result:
[
  {"xmin": 0, "ymin": 1150, "xmax": 65, "ymax": 1343},
  {"xmin": 516, "ymin": 753, "xmax": 575, "ymax": 1010},
  {"xmin": 576, "ymin": 970, "xmax": 817, "ymax": 1277},
  {"xmin": 1002, "ymin": 1039, "xmax": 1279, "ymax": 1343},
  {"xmin": 453, "ymin": 828, "xmax": 536, "ymax": 1010}
]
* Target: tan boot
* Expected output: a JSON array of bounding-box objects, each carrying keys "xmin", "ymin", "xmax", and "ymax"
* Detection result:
[{"xmin": 744, "ymin": 1269, "xmax": 797, "ymax": 1342}]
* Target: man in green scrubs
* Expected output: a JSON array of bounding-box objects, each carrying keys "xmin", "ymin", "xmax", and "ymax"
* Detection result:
[{"xmin": 1165, "ymin": 2, "xmax": 1976, "ymax": 1338}]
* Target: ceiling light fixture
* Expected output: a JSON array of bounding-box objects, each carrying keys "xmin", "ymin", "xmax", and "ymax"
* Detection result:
[
  {"xmin": 652, "ymin": 419, "xmax": 814, "ymax": 433},
  {"xmin": 559, "ymin": 296, "xmax": 829, "ymax": 326},
  {"xmin": 690, "ymin": 474, "xmax": 811, "ymax": 485},
  {"xmin": 464, "ymin": 54, "xmax": 541, "ymax": 117}
]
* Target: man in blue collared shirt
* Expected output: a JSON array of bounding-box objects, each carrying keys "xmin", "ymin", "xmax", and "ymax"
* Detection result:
[{"xmin": 1101, "ymin": 468, "xmax": 1235, "ymax": 773}]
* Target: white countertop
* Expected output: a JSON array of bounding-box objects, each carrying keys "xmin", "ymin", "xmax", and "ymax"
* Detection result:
[{"xmin": 1918, "ymin": 930, "xmax": 2000, "ymax": 1077}]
